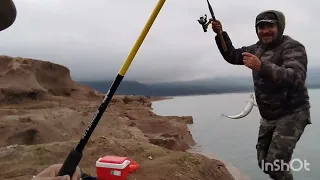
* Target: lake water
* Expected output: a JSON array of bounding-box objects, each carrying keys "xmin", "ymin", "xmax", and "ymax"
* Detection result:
[{"xmin": 152, "ymin": 89, "xmax": 320, "ymax": 180}]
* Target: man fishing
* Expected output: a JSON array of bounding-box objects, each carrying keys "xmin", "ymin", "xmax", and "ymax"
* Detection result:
[{"xmin": 211, "ymin": 10, "xmax": 311, "ymax": 180}]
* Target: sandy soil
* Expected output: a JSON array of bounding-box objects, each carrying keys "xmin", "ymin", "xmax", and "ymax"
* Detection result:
[{"xmin": 0, "ymin": 55, "xmax": 239, "ymax": 180}]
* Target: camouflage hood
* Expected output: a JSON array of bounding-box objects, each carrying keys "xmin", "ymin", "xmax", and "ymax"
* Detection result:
[{"xmin": 255, "ymin": 10, "xmax": 286, "ymax": 45}]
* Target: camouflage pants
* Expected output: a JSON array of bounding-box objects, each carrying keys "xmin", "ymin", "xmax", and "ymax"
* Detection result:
[{"xmin": 256, "ymin": 109, "xmax": 311, "ymax": 180}]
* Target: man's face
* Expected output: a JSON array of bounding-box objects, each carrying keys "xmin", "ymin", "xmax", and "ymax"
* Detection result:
[{"xmin": 257, "ymin": 22, "xmax": 278, "ymax": 44}]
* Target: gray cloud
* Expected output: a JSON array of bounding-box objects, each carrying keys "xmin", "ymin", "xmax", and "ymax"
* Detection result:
[{"xmin": 0, "ymin": 0, "xmax": 319, "ymax": 82}]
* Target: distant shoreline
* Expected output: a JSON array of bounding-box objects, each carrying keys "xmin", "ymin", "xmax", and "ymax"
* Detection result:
[
  {"xmin": 80, "ymin": 78, "xmax": 320, "ymax": 98},
  {"xmin": 147, "ymin": 87, "xmax": 320, "ymax": 99}
]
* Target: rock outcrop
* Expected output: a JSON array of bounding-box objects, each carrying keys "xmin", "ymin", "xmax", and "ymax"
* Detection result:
[
  {"xmin": 0, "ymin": 56, "xmax": 236, "ymax": 180},
  {"xmin": 0, "ymin": 55, "xmax": 99, "ymax": 103}
]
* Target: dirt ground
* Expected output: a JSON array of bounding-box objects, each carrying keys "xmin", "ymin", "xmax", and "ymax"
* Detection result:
[{"xmin": 0, "ymin": 55, "xmax": 238, "ymax": 180}]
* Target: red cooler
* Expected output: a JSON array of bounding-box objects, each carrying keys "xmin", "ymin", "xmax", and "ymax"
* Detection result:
[{"xmin": 96, "ymin": 156, "xmax": 131, "ymax": 180}]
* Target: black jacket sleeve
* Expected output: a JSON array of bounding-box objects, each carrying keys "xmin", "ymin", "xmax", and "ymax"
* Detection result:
[{"xmin": 215, "ymin": 31, "xmax": 256, "ymax": 65}]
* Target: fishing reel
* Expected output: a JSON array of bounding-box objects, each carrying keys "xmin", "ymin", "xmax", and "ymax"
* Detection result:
[{"xmin": 197, "ymin": 14, "xmax": 212, "ymax": 32}]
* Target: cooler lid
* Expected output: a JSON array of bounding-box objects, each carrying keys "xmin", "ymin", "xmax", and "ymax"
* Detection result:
[
  {"xmin": 96, "ymin": 156, "xmax": 131, "ymax": 169},
  {"xmin": 98, "ymin": 156, "xmax": 128, "ymax": 164}
]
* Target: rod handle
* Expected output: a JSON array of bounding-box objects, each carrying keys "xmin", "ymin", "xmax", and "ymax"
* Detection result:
[{"xmin": 57, "ymin": 149, "xmax": 83, "ymax": 177}]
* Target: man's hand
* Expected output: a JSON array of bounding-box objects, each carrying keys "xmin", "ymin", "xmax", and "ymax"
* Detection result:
[
  {"xmin": 242, "ymin": 52, "xmax": 262, "ymax": 71},
  {"xmin": 211, "ymin": 20, "xmax": 223, "ymax": 34},
  {"xmin": 32, "ymin": 164, "xmax": 82, "ymax": 180}
]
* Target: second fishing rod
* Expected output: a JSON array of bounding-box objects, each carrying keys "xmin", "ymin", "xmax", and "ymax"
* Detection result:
[{"xmin": 197, "ymin": 0, "xmax": 227, "ymax": 52}]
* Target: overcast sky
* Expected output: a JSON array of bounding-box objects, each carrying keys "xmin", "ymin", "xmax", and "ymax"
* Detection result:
[{"xmin": 0, "ymin": 0, "xmax": 318, "ymax": 82}]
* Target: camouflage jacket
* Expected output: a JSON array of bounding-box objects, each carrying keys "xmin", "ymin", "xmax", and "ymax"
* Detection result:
[{"xmin": 215, "ymin": 32, "xmax": 310, "ymax": 120}]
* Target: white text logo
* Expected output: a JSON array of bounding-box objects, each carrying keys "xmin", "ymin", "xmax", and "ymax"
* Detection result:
[{"xmin": 261, "ymin": 158, "xmax": 310, "ymax": 172}]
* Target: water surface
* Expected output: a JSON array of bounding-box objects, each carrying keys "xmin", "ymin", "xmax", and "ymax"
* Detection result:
[{"xmin": 152, "ymin": 89, "xmax": 319, "ymax": 180}]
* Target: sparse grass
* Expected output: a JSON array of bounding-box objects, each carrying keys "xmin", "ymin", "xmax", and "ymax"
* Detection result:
[{"xmin": 3, "ymin": 91, "xmax": 44, "ymax": 104}]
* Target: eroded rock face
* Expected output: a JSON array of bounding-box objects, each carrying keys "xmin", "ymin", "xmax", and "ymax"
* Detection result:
[
  {"xmin": 0, "ymin": 136, "xmax": 235, "ymax": 180},
  {"xmin": 166, "ymin": 115, "xmax": 194, "ymax": 124},
  {"xmin": 0, "ymin": 93, "xmax": 236, "ymax": 180},
  {"xmin": 136, "ymin": 117, "xmax": 195, "ymax": 151},
  {"xmin": 0, "ymin": 56, "xmax": 240, "ymax": 180},
  {"xmin": 105, "ymin": 95, "xmax": 195, "ymax": 151},
  {"xmin": 0, "ymin": 55, "xmax": 99, "ymax": 103}
]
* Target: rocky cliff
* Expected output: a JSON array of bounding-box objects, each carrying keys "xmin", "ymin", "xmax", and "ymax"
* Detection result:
[
  {"xmin": 0, "ymin": 55, "xmax": 236, "ymax": 180},
  {"xmin": 0, "ymin": 55, "xmax": 98, "ymax": 103}
]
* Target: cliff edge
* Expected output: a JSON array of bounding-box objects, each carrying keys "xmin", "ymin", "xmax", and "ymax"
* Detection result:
[
  {"xmin": 0, "ymin": 55, "xmax": 236, "ymax": 180},
  {"xmin": 0, "ymin": 55, "xmax": 98, "ymax": 103}
]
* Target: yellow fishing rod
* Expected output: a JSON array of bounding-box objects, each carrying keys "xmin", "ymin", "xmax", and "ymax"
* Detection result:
[{"xmin": 57, "ymin": 0, "xmax": 166, "ymax": 177}]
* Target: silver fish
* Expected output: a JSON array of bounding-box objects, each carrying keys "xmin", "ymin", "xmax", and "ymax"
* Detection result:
[{"xmin": 222, "ymin": 93, "xmax": 257, "ymax": 119}]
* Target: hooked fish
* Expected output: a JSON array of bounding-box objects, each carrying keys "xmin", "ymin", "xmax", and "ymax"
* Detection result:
[{"xmin": 221, "ymin": 93, "xmax": 257, "ymax": 119}]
